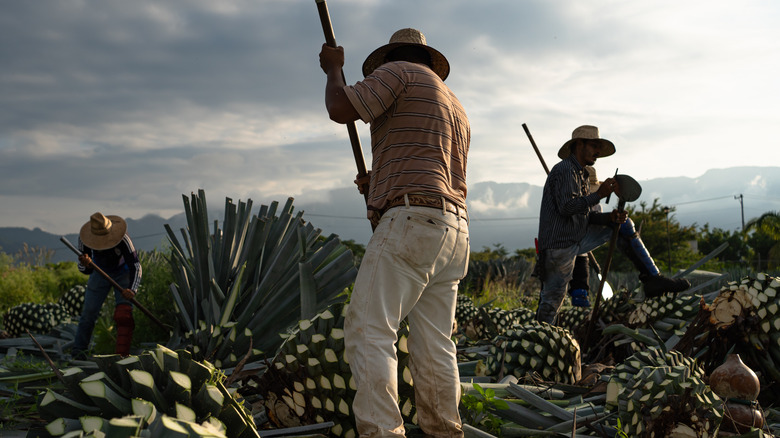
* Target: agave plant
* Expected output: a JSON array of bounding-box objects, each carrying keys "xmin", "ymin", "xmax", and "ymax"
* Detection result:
[
  {"xmin": 605, "ymin": 347, "xmax": 722, "ymax": 437},
  {"xmin": 2, "ymin": 302, "xmax": 73, "ymax": 338},
  {"xmin": 246, "ymin": 301, "xmax": 416, "ymax": 438},
  {"xmin": 164, "ymin": 190, "xmax": 358, "ymax": 368},
  {"xmin": 34, "ymin": 345, "xmax": 256, "ymax": 438}
]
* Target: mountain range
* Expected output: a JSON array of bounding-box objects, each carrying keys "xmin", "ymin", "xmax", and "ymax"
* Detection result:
[{"xmin": 2, "ymin": 166, "xmax": 778, "ymax": 263}]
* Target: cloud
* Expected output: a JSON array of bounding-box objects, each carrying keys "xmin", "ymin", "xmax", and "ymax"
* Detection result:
[{"xmin": 2, "ymin": 0, "xmax": 779, "ymax": 238}]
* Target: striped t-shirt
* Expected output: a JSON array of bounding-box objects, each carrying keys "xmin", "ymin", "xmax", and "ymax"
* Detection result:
[{"xmin": 343, "ymin": 61, "xmax": 470, "ymax": 215}]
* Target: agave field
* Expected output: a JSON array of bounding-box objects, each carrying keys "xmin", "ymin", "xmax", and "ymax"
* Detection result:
[{"xmin": 1, "ymin": 190, "xmax": 779, "ymax": 437}]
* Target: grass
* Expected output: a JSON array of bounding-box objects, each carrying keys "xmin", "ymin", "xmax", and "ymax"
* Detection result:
[
  {"xmin": 2, "ymin": 246, "xmax": 780, "ymax": 436},
  {"xmin": 0, "ymin": 352, "xmax": 59, "ymax": 431}
]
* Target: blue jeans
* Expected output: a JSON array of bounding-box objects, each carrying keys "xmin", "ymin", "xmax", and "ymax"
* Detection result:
[
  {"xmin": 72, "ymin": 270, "xmax": 133, "ymax": 352},
  {"xmin": 536, "ymin": 224, "xmax": 613, "ymax": 324}
]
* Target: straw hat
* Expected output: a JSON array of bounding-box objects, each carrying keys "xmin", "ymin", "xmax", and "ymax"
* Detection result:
[
  {"xmin": 557, "ymin": 125, "xmax": 616, "ymax": 159},
  {"xmin": 362, "ymin": 28, "xmax": 450, "ymax": 80},
  {"xmin": 584, "ymin": 166, "xmax": 601, "ymax": 194},
  {"xmin": 79, "ymin": 212, "xmax": 127, "ymax": 250}
]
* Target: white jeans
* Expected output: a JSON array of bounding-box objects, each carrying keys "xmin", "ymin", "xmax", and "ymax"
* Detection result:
[{"xmin": 345, "ymin": 205, "xmax": 470, "ymax": 438}]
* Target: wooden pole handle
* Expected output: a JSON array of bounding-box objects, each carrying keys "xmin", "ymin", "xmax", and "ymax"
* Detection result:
[
  {"xmin": 315, "ymin": 0, "xmax": 369, "ymax": 202},
  {"xmin": 60, "ymin": 236, "xmax": 169, "ymax": 331}
]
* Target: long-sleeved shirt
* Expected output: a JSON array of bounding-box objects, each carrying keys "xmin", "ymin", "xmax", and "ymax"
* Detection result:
[
  {"xmin": 537, "ymin": 155, "xmax": 608, "ymax": 250},
  {"xmin": 78, "ymin": 234, "xmax": 142, "ymax": 292}
]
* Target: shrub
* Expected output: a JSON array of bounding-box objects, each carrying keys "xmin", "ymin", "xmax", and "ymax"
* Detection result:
[
  {"xmin": 0, "ymin": 249, "xmax": 87, "ymax": 318},
  {"xmin": 0, "ymin": 264, "xmax": 40, "ymax": 317},
  {"xmin": 46, "ymin": 262, "xmax": 87, "ymax": 298},
  {"xmin": 133, "ymin": 249, "xmax": 176, "ymax": 344}
]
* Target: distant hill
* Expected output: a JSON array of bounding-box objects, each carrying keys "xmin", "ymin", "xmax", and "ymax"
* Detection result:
[
  {"xmin": 2, "ymin": 166, "xmax": 778, "ymax": 261},
  {"xmin": 0, "ymin": 215, "xmax": 188, "ymax": 263}
]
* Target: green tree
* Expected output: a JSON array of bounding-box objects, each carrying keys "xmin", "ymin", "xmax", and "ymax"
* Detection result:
[
  {"xmin": 471, "ymin": 244, "xmax": 508, "ymax": 262},
  {"xmin": 593, "ymin": 199, "xmax": 700, "ymax": 275},
  {"xmin": 513, "ymin": 247, "xmax": 536, "ymax": 262},
  {"xmin": 0, "ymin": 249, "xmax": 84, "ymax": 316},
  {"xmin": 697, "ymin": 224, "xmax": 750, "ymax": 269},
  {"xmin": 341, "ymin": 239, "xmax": 366, "ymax": 266},
  {"xmin": 744, "ymin": 211, "xmax": 780, "ymax": 270}
]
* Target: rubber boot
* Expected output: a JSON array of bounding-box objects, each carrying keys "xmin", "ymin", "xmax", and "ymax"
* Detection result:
[
  {"xmin": 618, "ymin": 221, "xmax": 690, "ymax": 298},
  {"xmin": 569, "ymin": 254, "xmax": 590, "ymax": 291},
  {"xmin": 570, "ymin": 289, "xmax": 591, "ymax": 307},
  {"xmin": 114, "ymin": 304, "xmax": 135, "ymax": 357},
  {"xmin": 568, "ymin": 254, "xmax": 591, "ymax": 307}
]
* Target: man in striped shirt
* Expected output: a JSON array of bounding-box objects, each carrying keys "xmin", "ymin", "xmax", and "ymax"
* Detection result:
[
  {"xmin": 320, "ymin": 28, "xmax": 470, "ymax": 438},
  {"xmin": 536, "ymin": 126, "xmax": 690, "ymax": 324}
]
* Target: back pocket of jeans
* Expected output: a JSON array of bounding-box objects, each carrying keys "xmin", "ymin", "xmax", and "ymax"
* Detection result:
[{"xmin": 393, "ymin": 214, "xmax": 448, "ymax": 269}]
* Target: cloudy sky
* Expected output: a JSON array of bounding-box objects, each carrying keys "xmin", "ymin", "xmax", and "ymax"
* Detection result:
[{"xmin": 2, "ymin": 0, "xmax": 779, "ymax": 239}]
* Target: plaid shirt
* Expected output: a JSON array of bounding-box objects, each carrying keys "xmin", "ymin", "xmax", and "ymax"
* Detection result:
[{"xmin": 537, "ymin": 155, "xmax": 602, "ymax": 250}]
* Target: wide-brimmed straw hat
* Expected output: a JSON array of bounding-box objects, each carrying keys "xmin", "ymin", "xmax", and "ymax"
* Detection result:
[
  {"xmin": 557, "ymin": 125, "xmax": 616, "ymax": 159},
  {"xmin": 79, "ymin": 212, "xmax": 127, "ymax": 250},
  {"xmin": 362, "ymin": 28, "xmax": 450, "ymax": 80},
  {"xmin": 584, "ymin": 165, "xmax": 601, "ymax": 193}
]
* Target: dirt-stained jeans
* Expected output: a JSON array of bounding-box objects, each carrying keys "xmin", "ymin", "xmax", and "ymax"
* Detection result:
[
  {"xmin": 345, "ymin": 205, "xmax": 470, "ymax": 438},
  {"xmin": 73, "ymin": 270, "xmax": 133, "ymax": 353},
  {"xmin": 536, "ymin": 224, "xmax": 612, "ymax": 324}
]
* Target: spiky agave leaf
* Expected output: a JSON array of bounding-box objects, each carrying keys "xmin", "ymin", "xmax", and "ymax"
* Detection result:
[
  {"xmin": 164, "ymin": 190, "xmax": 358, "ymax": 368},
  {"xmin": 58, "ymin": 284, "xmax": 86, "ymax": 317},
  {"xmin": 455, "ymin": 297, "xmax": 536, "ymax": 341},
  {"xmin": 2, "ymin": 302, "xmax": 72, "ymax": 338},
  {"xmin": 693, "ymin": 273, "xmax": 780, "ymax": 396},
  {"xmin": 35, "ymin": 345, "xmax": 257, "ymax": 438},
  {"xmin": 249, "ymin": 302, "xmax": 416, "ymax": 437},
  {"xmin": 557, "ymin": 306, "xmax": 591, "ymax": 333},
  {"xmin": 606, "ymin": 347, "xmax": 705, "ymax": 408},
  {"xmin": 605, "ymin": 350, "xmax": 722, "ymax": 438},
  {"xmin": 482, "ymin": 320, "xmax": 581, "ymax": 384}
]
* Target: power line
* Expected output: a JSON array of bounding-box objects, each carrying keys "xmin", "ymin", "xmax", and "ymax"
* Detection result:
[
  {"xmin": 743, "ymin": 194, "xmax": 780, "ymax": 203},
  {"xmin": 34, "ymin": 192, "xmax": 780, "ymax": 257},
  {"xmin": 304, "ymin": 213, "xmax": 367, "ymax": 220},
  {"xmin": 306, "ymin": 212, "xmax": 540, "ymax": 222},
  {"xmin": 469, "ymin": 216, "xmax": 538, "ymax": 222},
  {"xmin": 672, "ymin": 195, "xmax": 734, "ymax": 206}
]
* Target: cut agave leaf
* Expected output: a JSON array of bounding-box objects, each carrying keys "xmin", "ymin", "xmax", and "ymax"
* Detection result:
[
  {"xmin": 45, "ymin": 417, "xmax": 81, "ymax": 436},
  {"xmin": 38, "ymin": 389, "xmax": 101, "ymax": 420},
  {"xmin": 79, "ymin": 379, "xmax": 131, "ymax": 418}
]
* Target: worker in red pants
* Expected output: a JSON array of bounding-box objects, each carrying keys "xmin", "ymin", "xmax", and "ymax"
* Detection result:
[{"xmin": 73, "ymin": 212, "xmax": 142, "ymax": 358}]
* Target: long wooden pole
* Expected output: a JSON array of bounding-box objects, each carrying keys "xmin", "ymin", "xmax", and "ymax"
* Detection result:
[
  {"xmin": 315, "ymin": 0, "xmax": 369, "ymax": 203},
  {"xmin": 59, "ymin": 236, "xmax": 169, "ymax": 331},
  {"xmin": 26, "ymin": 330, "xmax": 65, "ymax": 382},
  {"xmin": 582, "ymin": 198, "xmax": 626, "ymax": 351},
  {"xmin": 522, "ymin": 123, "xmax": 550, "ymax": 174}
]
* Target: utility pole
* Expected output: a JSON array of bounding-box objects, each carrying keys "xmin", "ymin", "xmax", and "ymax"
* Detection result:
[
  {"xmin": 734, "ymin": 194, "xmax": 745, "ymax": 231},
  {"xmin": 663, "ymin": 206, "xmax": 672, "ymax": 274}
]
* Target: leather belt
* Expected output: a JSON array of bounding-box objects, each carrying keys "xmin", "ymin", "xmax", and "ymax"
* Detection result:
[{"xmin": 380, "ymin": 193, "xmax": 468, "ymax": 220}]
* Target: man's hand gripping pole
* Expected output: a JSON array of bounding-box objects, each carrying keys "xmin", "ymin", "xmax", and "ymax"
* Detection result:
[
  {"xmin": 59, "ymin": 236, "xmax": 169, "ymax": 332},
  {"xmin": 315, "ymin": 0, "xmax": 369, "ymax": 203}
]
